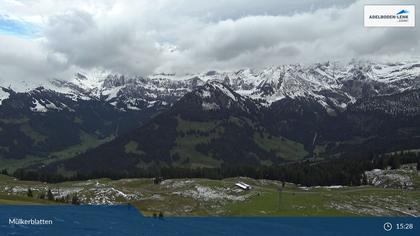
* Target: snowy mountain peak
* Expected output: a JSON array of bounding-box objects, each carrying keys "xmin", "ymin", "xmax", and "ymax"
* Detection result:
[
  {"xmin": 198, "ymin": 81, "xmax": 239, "ymax": 102},
  {"xmin": 1, "ymin": 61, "xmax": 419, "ymax": 113},
  {"xmin": 0, "ymin": 87, "xmax": 11, "ymax": 105},
  {"xmin": 188, "ymin": 81, "xmax": 259, "ymax": 112}
]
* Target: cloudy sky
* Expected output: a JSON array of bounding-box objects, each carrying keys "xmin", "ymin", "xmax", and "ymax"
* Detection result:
[{"xmin": 0, "ymin": 0, "xmax": 419, "ymax": 83}]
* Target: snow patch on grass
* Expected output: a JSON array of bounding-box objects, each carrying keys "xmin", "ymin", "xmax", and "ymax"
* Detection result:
[
  {"xmin": 365, "ymin": 167, "xmax": 414, "ymax": 188},
  {"xmin": 173, "ymin": 185, "xmax": 248, "ymax": 202}
]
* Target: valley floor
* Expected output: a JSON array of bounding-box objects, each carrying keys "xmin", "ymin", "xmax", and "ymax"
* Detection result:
[{"xmin": 0, "ymin": 167, "xmax": 419, "ymax": 217}]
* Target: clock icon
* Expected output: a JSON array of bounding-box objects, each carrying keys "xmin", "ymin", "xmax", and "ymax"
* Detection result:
[{"xmin": 384, "ymin": 222, "xmax": 393, "ymax": 232}]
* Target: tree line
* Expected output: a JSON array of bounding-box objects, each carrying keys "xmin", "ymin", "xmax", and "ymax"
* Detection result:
[
  {"xmin": 7, "ymin": 151, "xmax": 420, "ymax": 186},
  {"xmin": 24, "ymin": 187, "xmax": 81, "ymax": 205}
]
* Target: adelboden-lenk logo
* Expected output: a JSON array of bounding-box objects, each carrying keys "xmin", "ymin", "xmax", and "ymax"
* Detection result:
[
  {"xmin": 396, "ymin": 9, "xmax": 409, "ymax": 15},
  {"xmin": 364, "ymin": 5, "xmax": 415, "ymax": 27},
  {"xmin": 395, "ymin": 9, "xmax": 410, "ymax": 22}
]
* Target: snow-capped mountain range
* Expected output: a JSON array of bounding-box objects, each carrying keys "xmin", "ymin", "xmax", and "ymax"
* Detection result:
[
  {"xmin": 2, "ymin": 60, "xmax": 420, "ymax": 173},
  {"xmin": 1, "ymin": 60, "xmax": 420, "ymax": 113}
]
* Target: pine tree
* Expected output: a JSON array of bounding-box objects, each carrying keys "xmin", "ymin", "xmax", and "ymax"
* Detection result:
[
  {"xmin": 71, "ymin": 194, "xmax": 80, "ymax": 205},
  {"xmin": 47, "ymin": 189, "xmax": 54, "ymax": 201},
  {"xmin": 362, "ymin": 173, "xmax": 368, "ymax": 185},
  {"xmin": 1, "ymin": 169, "xmax": 8, "ymax": 175},
  {"xmin": 27, "ymin": 188, "xmax": 33, "ymax": 198},
  {"xmin": 389, "ymin": 156, "xmax": 401, "ymax": 169}
]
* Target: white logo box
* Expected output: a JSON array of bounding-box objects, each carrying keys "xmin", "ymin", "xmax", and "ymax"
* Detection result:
[{"xmin": 364, "ymin": 5, "xmax": 415, "ymax": 27}]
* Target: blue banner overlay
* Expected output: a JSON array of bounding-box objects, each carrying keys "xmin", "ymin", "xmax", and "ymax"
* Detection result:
[{"xmin": 0, "ymin": 205, "xmax": 418, "ymax": 236}]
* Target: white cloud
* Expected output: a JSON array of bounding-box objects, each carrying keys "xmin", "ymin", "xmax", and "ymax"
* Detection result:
[
  {"xmin": 0, "ymin": 0, "xmax": 418, "ymax": 83},
  {"xmin": 44, "ymin": 10, "xmax": 163, "ymax": 76},
  {"xmin": 0, "ymin": 35, "xmax": 72, "ymax": 88},
  {"xmin": 159, "ymin": 0, "xmax": 420, "ymax": 73}
]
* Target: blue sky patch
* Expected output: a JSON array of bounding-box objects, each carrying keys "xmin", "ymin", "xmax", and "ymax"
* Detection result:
[{"xmin": 0, "ymin": 15, "xmax": 39, "ymax": 37}]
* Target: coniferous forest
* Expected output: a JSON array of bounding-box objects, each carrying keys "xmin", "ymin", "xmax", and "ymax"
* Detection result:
[{"xmin": 10, "ymin": 151, "xmax": 419, "ymax": 186}]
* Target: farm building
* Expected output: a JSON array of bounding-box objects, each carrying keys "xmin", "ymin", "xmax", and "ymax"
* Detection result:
[{"xmin": 235, "ymin": 182, "xmax": 252, "ymax": 190}]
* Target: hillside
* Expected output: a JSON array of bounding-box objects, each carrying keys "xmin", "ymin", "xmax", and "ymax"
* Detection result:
[
  {"xmin": 1, "ymin": 163, "xmax": 419, "ymax": 216},
  {"xmin": 34, "ymin": 81, "xmax": 420, "ymax": 176},
  {"xmin": 1, "ymin": 61, "xmax": 420, "ymax": 174},
  {"xmin": 37, "ymin": 82, "xmax": 308, "ymax": 175}
]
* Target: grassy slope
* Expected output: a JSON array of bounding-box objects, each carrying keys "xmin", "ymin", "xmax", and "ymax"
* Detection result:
[
  {"xmin": 0, "ymin": 194, "xmax": 57, "ymax": 205},
  {"xmin": 127, "ymin": 177, "xmax": 420, "ymax": 216},
  {"xmin": 0, "ymin": 175, "xmax": 60, "ymax": 205},
  {"xmin": 0, "ymin": 174, "xmax": 419, "ymax": 217},
  {"xmin": 172, "ymin": 117, "xmax": 222, "ymax": 168},
  {"xmin": 0, "ymin": 131, "xmax": 112, "ymax": 172},
  {"xmin": 171, "ymin": 116, "xmax": 308, "ymax": 168},
  {"xmin": 253, "ymin": 133, "xmax": 308, "ymax": 161},
  {"xmin": 227, "ymin": 185, "xmax": 420, "ymax": 216}
]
